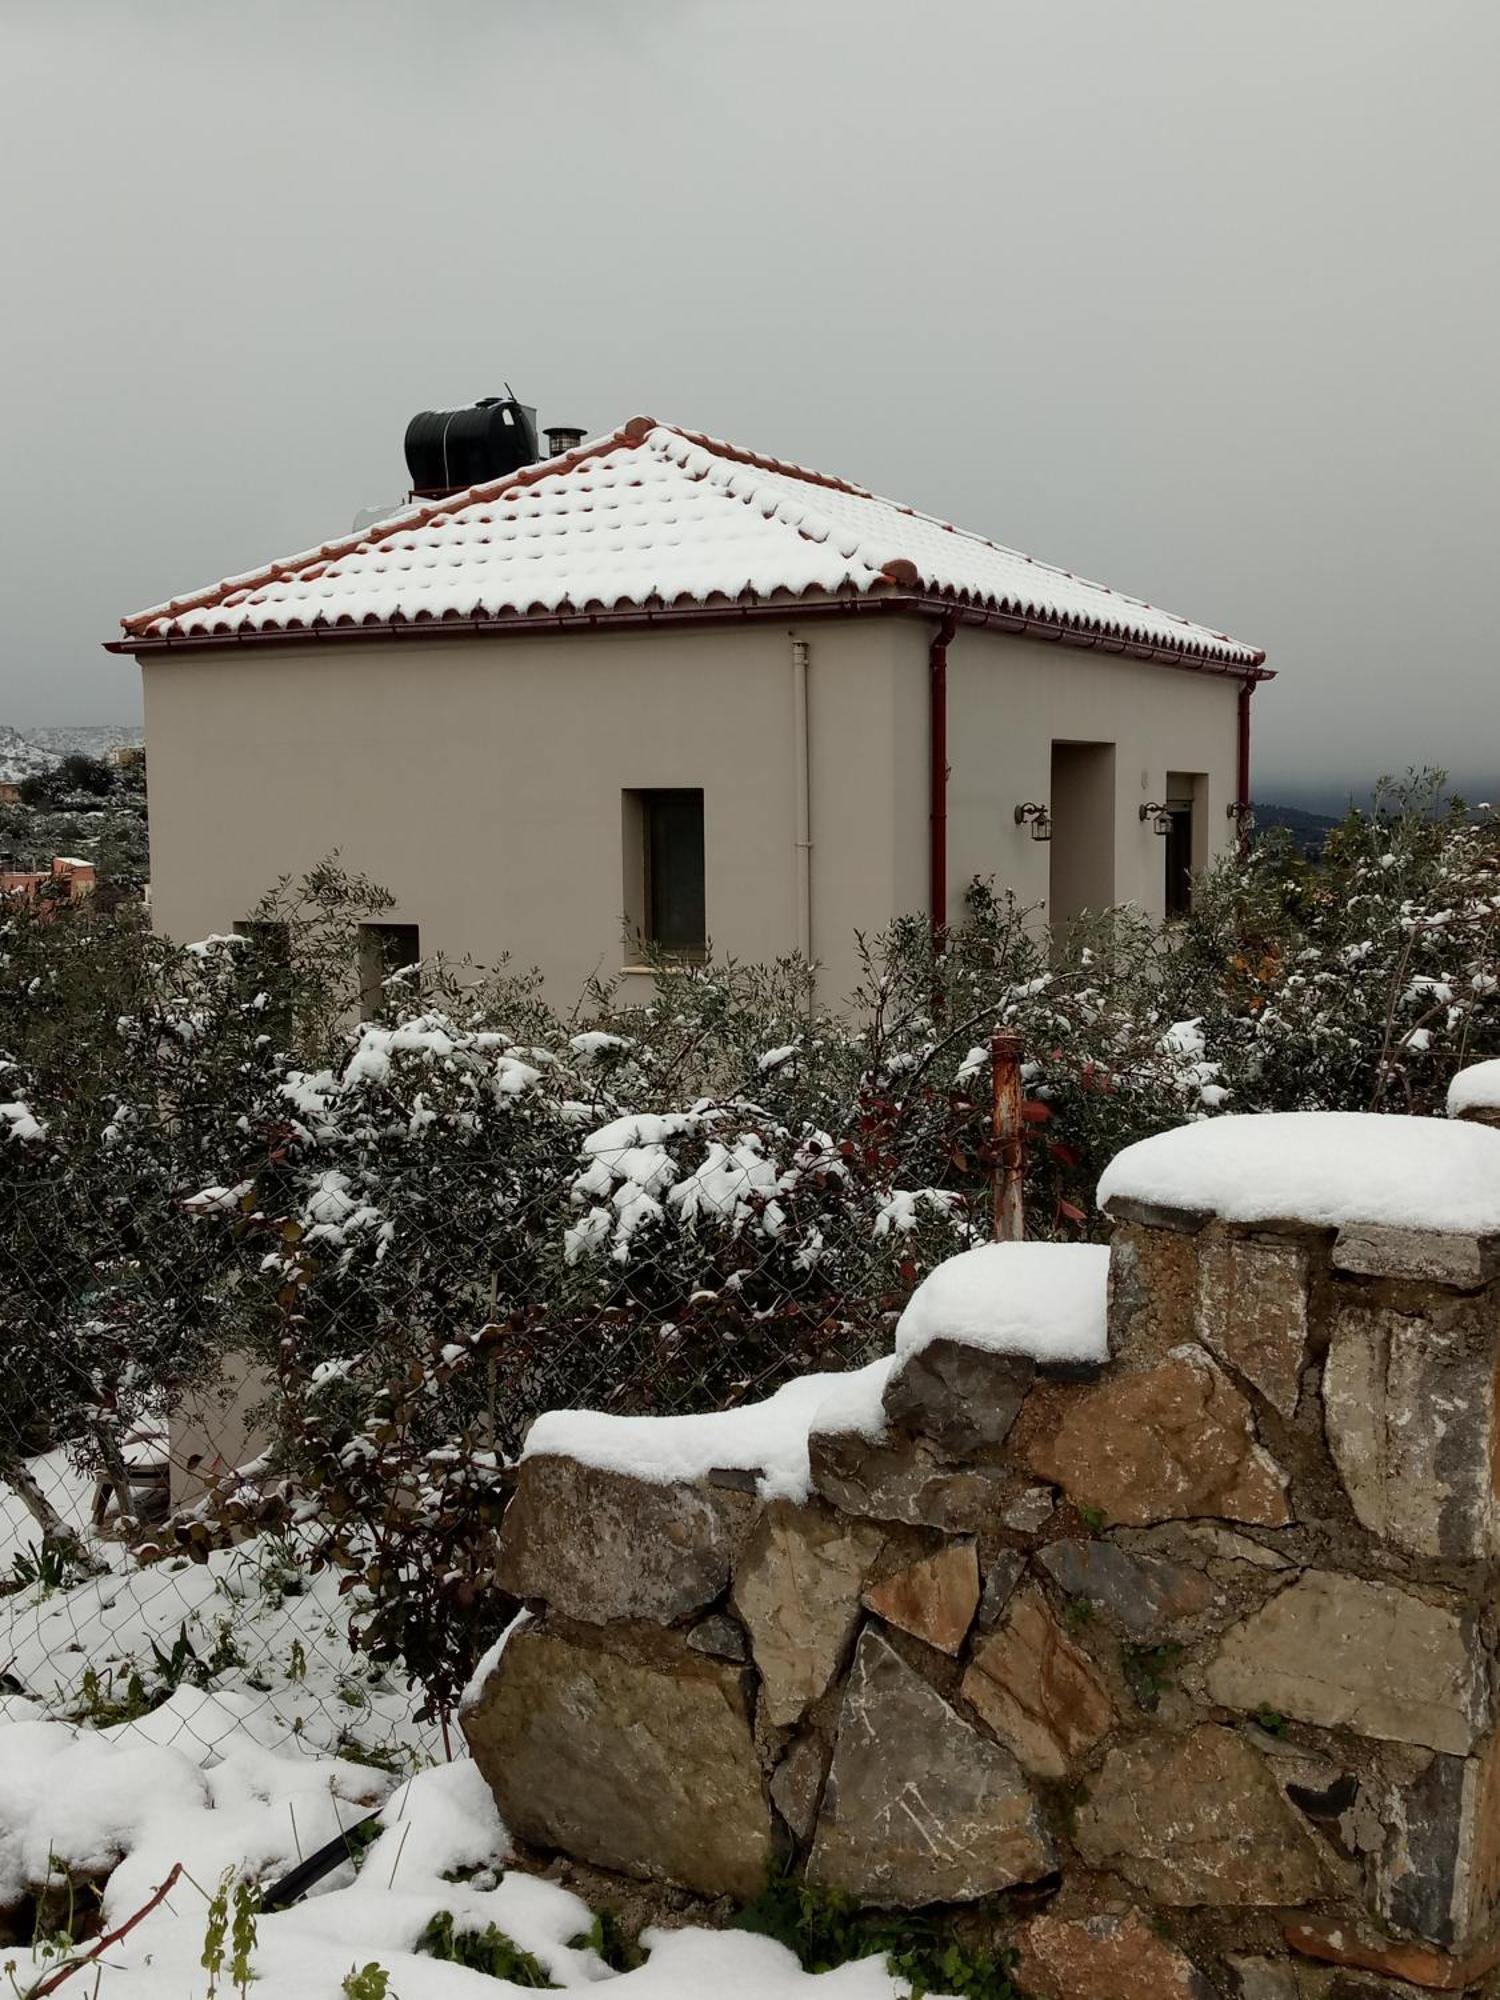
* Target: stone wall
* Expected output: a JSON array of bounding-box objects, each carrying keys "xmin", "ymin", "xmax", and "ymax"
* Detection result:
[{"xmin": 465, "ymin": 1143, "xmax": 1500, "ymax": 1997}]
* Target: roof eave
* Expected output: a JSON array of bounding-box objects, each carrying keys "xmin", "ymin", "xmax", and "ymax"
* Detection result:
[{"xmin": 105, "ymin": 588, "xmax": 1270, "ymax": 678}]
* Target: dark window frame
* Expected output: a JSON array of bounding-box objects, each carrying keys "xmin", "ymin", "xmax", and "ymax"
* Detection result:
[{"xmin": 625, "ymin": 788, "xmax": 706, "ymax": 962}]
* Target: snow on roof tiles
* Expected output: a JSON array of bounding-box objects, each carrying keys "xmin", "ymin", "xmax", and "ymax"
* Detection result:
[{"xmin": 120, "ymin": 416, "xmax": 1265, "ymax": 669}]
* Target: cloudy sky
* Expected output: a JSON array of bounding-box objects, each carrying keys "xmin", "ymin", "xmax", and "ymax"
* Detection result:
[{"xmin": 4, "ymin": 0, "xmax": 1495, "ymax": 802}]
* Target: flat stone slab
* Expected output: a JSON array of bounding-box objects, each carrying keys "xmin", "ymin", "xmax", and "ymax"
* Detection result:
[
  {"xmin": 1014, "ymin": 1908, "xmax": 1214, "ymax": 1999},
  {"xmin": 960, "ymin": 1587, "xmax": 1114, "ymax": 1779},
  {"xmin": 1332, "ymin": 1224, "xmax": 1498, "ymax": 1289},
  {"xmin": 730, "ymin": 1499, "xmax": 884, "ymax": 1727},
  {"xmin": 1195, "ymin": 1232, "xmax": 1310, "ymax": 1416},
  {"xmin": 1037, "ymin": 1537, "xmax": 1213, "ymax": 1636},
  {"xmin": 861, "ymin": 1539, "xmax": 979, "ymax": 1655},
  {"xmin": 1205, "ymin": 1570, "xmax": 1487, "ymax": 1755},
  {"xmin": 1025, "ymin": 1348, "xmax": 1291, "ymax": 1527},
  {"xmin": 497, "ymin": 1454, "xmax": 748, "ymax": 1624},
  {"xmin": 1076, "ymin": 1724, "xmax": 1329, "ymax": 1906},
  {"xmin": 462, "ymin": 1624, "xmax": 771, "ymax": 1900},
  {"xmin": 1324, "ymin": 1301, "xmax": 1498, "ymax": 1560},
  {"xmin": 808, "ymin": 1626, "xmax": 1053, "ymax": 1907}
]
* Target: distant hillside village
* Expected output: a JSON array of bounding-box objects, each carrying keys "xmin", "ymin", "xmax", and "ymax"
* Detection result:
[{"xmin": 0, "ymin": 725, "xmax": 147, "ymax": 894}]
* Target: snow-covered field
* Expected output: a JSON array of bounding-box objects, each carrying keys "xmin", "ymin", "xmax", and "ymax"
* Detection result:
[{"xmin": 0, "ymin": 1464, "xmax": 918, "ymax": 1999}]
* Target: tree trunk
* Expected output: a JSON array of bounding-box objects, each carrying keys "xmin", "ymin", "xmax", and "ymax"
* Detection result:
[{"xmin": 2, "ymin": 1457, "xmax": 107, "ymax": 1576}]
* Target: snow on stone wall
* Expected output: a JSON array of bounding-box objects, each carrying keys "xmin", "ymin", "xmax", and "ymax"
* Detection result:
[{"xmin": 464, "ymin": 1112, "xmax": 1500, "ymax": 1998}]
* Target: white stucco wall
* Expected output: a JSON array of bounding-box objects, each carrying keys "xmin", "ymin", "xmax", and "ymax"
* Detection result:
[{"xmin": 139, "ymin": 616, "xmax": 1247, "ymax": 1009}]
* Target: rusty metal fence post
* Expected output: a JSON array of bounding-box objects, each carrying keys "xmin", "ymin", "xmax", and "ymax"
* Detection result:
[{"xmin": 990, "ymin": 1027, "xmax": 1025, "ymax": 1241}]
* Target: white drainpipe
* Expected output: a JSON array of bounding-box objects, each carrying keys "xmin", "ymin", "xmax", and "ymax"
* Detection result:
[{"xmin": 791, "ymin": 638, "xmax": 813, "ymax": 993}]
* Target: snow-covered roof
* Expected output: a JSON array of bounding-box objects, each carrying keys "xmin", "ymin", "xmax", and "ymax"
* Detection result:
[
  {"xmin": 1098, "ymin": 1111, "xmax": 1500, "ymax": 1236},
  {"xmin": 118, "ymin": 418, "xmax": 1265, "ymax": 671}
]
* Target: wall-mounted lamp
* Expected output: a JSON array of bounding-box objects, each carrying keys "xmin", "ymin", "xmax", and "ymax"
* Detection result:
[
  {"xmin": 1140, "ymin": 802, "xmax": 1173, "ymax": 837},
  {"xmin": 1225, "ymin": 800, "xmax": 1255, "ymax": 830},
  {"xmin": 1014, "ymin": 802, "xmax": 1052, "ymax": 842}
]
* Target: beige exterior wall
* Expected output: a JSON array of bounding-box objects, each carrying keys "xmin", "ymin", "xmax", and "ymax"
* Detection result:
[
  {"xmin": 942, "ymin": 627, "xmax": 1241, "ymax": 927},
  {"xmin": 140, "ymin": 616, "xmax": 1243, "ymax": 1008}
]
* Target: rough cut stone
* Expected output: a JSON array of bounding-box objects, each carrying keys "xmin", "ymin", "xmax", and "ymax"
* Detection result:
[
  {"xmin": 769, "ymin": 1729, "xmax": 829, "ymax": 1843},
  {"xmin": 1003, "ymin": 1485, "xmax": 1057, "ymax": 1532},
  {"xmin": 976, "ymin": 1550, "xmax": 1026, "ymax": 1631},
  {"xmin": 1025, "ymin": 1348, "xmax": 1292, "ymax": 1527},
  {"xmin": 730, "ymin": 1500, "xmax": 884, "ymax": 1728},
  {"xmin": 686, "ymin": 1613, "xmax": 749, "ymax": 1663},
  {"xmin": 960, "ymin": 1586, "xmax": 1114, "ymax": 1779},
  {"xmin": 1106, "ymin": 1221, "xmax": 1200, "ymax": 1363},
  {"xmin": 1014, "ymin": 1908, "xmax": 1213, "ymax": 2000},
  {"xmin": 1196, "ymin": 1232, "xmax": 1310, "ymax": 1416},
  {"xmin": 880, "ymin": 1339, "xmax": 1035, "ymax": 1458},
  {"xmin": 808, "ymin": 1426, "xmax": 1009, "ymax": 1532},
  {"xmin": 808, "ymin": 1627, "xmax": 1053, "ymax": 1906},
  {"xmin": 1373, "ymin": 1732, "xmax": 1500, "ymax": 1951},
  {"xmin": 1332, "ymin": 1224, "xmax": 1497, "ymax": 1290},
  {"xmin": 1228, "ymin": 1958, "xmax": 1300, "ymax": 2000},
  {"xmin": 1205, "ymin": 1571, "xmax": 1487, "ymax": 1756},
  {"xmin": 1076, "ymin": 1724, "xmax": 1329, "ymax": 1905},
  {"xmin": 861, "ymin": 1539, "xmax": 979, "ymax": 1655},
  {"xmin": 1037, "ymin": 1537, "xmax": 1213, "ymax": 1636},
  {"xmin": 496, "ymin": 1455, "xmax": 747, "ymax": 1624},
  {"xmin": 1377, "ymin": 1750, "xmax": 1470, "ymax": 1948},
  {"xmin": 1283, "ymin": 1915, "xmax": 1500, "ymax": 1991},
  {"xmin": 462, "ymin": 1624, "xmax": 771, "ymax": 1900},
  {"xmin": 1323, "ymin": 1302, "xmax": 1497, "ymax": 1560}
]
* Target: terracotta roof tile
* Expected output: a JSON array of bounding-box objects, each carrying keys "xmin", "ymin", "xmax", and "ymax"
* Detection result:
[{"xmin": 119, "ymin": 418, "xmax": 1264, "ymax": 668}]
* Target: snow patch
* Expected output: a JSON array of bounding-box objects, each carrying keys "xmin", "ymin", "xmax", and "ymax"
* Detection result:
[
  {"xmin": 1098, "ymin": 1110, "xmax": 1500, "ymax": 1235},
  {"xmin": 894, "ymin": 1241, "xmax": 1110, "ymax": 1366},
  {"xmin": 1449, "ymin": 1059, "xmax": 1500, "ymax": 1118}
]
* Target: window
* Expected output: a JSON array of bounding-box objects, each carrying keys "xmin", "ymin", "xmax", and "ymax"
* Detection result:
[
  {"xmin": 623, "ymin": 789, "xmax": 705, "ymax": 961},
  {"xmin": 1163, "ymin": 773, "xmax": 1206, "ymax": 920},
  {"xmin": 358, "ymin": 922, "xmax": 421, "ymax": 1019},
  {"xmin": 1163, "ymin": 808, "xmax": 1193, "ymax": 917}
]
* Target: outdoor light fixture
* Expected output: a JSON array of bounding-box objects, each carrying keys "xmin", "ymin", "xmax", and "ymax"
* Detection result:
[
  {"xmin": 1226, "ymin": 800, "xmax": 1255, "ymax": 830},
  {"xmin": 1140, "ymin": 802, "xmax": 1173, "ymax": 837},
  {"xmin": 1014, "ymin": 802, "xmax": 1052, "ymax": 842}
]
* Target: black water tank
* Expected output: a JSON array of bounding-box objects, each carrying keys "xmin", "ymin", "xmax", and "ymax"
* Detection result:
[{"xmin": 403, "ymin": 397, "xmax": 539, "ymax": 496}]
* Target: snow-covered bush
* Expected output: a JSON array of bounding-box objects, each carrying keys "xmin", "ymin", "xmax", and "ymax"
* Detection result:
[{"xmin": 4, "ymin": 782, "xmax": 1496, "ymax": 1713}]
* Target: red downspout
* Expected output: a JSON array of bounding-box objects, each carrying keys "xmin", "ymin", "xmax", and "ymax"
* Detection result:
[
  {"xmin": 929, "ymin": 611, "xmax": 959, "ymax": 944},
  {"xmin": 1236, "ymin": 679, "xmax": 1254, "ymax": 849}
]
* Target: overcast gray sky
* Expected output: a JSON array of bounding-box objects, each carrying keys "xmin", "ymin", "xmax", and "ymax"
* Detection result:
[{"xmin": 4, "ymin": 0, "xmax": 1496, "ymax": 802}]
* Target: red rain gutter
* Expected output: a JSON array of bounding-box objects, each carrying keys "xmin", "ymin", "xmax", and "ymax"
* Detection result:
[
  {"xmin": 106, "ymin": 594, "xmax": 1271, "ymax": 680},
  {"xmin": 929, "ymin": 611, "xmax": 959, "ymax": 945},
  {"xmin": 1237, "ymin": 679, "xmax": 1254, "ymax": 844}
]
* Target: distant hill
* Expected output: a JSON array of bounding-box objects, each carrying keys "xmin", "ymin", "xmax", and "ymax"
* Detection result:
[
  {"xmin": 0, "ymin": 723, "xmax": 143, "ymax": 783},
  {"xmin": 0, "ymin": 727, "xmax": 56, "ymax": 783},
  {"xmin": 26, "ymin": 724, "xmax": 143, "ymax": 760},
  {"xmin": 1251, "ymin": 801, "xmax": 1340, "ymax": 856}
]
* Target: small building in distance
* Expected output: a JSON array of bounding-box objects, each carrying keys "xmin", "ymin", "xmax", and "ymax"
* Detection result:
[
  {"xmin": 111, "ymin": 411, "xmax": 1269, "ymax": 1006},
  {"xmin": 0, "ymin": 856, "xmax": 97, "ymax": 906}
]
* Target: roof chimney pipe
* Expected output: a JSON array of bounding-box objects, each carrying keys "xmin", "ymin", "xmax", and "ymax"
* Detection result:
[{"xmin": 544, "ymin": 425, "xmax": 587, "ymax": 459}]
